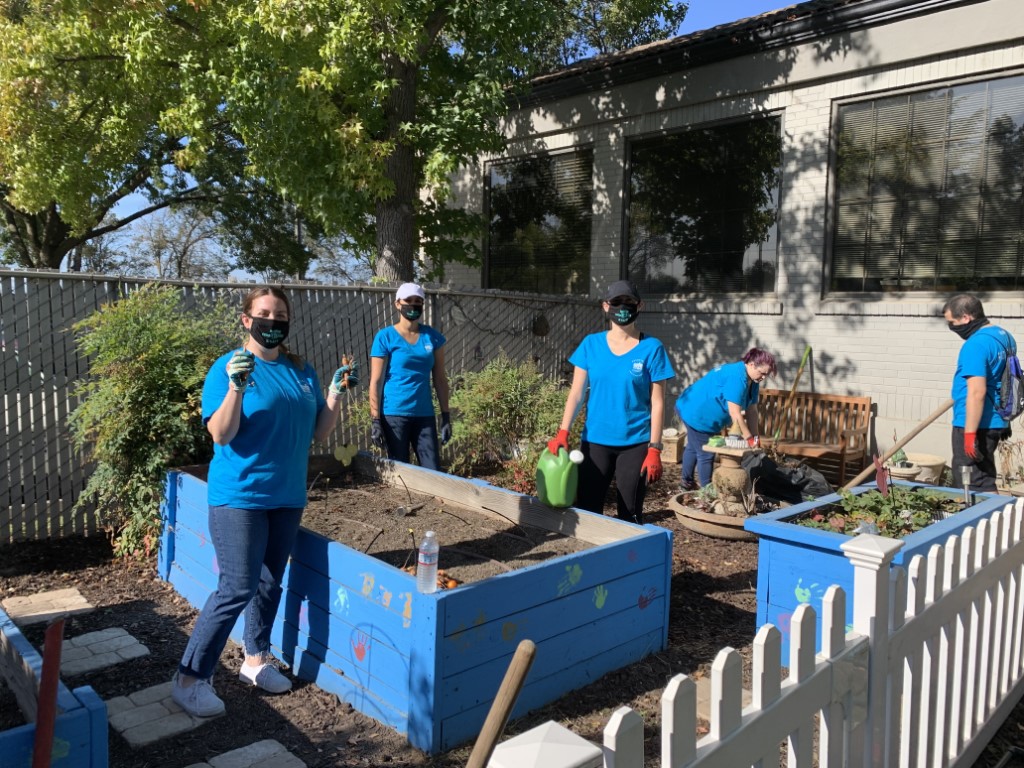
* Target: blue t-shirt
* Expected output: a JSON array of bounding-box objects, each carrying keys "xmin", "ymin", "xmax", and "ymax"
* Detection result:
[
  {"xmin": 676, "ymin": 360, "xmax": 759, "ymax": 434},
  {"xmin": 951, "ymin": 325, "xmax": 1016, "ymax": 429},
  {"xmin": 202, "ymin": 350, "xmax": 326, "ymax": 509},
  {"xmin": 569, "ymin": 332, "xmax": 675, "ymax": 446},
  {"xmin": 371, "ymin": 324, "xmax": 447, "ymax": 417}
]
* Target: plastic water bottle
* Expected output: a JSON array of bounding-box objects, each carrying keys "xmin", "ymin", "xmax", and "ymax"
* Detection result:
[{"xmin": 416, "ymin": 531, "xmax": 439, "ymax": 594}]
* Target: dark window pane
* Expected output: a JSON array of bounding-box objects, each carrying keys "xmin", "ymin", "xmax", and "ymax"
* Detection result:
[
  {"xmin": 485, "ymin": 150, "xmax": 592, "ymax": 294},
  {"xmin": 831, "ymin": 73, "xmax": 1024, "ymax": 292},
  {"xmin": 626, "ymin": 117, "xmax": 782, "ymax": 295}
]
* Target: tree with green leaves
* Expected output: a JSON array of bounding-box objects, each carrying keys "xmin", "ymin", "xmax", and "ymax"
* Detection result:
[{"xmin": 0, "ymin": 0, "xmax": 686, "ymax": 280}]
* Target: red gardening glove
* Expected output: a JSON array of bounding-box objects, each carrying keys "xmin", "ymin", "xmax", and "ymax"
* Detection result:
[
  {"xmin": 641, "ymin": 447, "xmax": 662, "ymax": 484},
  {"xmin": 547, "ymin": 429, "xmax": 570, "ymax": 455},
  {"xmin": 964, "ymin": 431, "xmax": 980, "ymax": 460},
  {"xmin": 747, "ymin": 435, "xmax": 760, "ymax": 448}
]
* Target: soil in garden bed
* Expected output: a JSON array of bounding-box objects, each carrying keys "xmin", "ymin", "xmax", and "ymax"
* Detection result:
[{"xmin": 184, "ymin": 457, "xmax": 592, "ymax": 586}]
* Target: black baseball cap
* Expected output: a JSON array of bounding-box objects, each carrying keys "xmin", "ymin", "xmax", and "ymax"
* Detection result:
[{"xmin": 604, "ymin": 280, "xmax": 641, "ymax": 302}]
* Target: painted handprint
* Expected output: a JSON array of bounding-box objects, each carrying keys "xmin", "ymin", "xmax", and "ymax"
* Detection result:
[
  {"xmin": 557, "ymin": 564, "xmax": 584, "ymax": 596},
  {"xmin": 593, "ymin": 584, "xmax": 608, "ymax": 609},
  {"xmin": 351, "ymin": 632, "xmax": 370, "ymax": 662}
]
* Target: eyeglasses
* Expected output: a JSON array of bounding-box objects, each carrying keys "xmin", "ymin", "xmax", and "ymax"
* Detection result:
[{"xmin": 608, "ymin": 298, "xmax": 638, "ymax": 307}]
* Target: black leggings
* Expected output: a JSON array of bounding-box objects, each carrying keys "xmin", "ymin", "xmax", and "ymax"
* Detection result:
[{"xmin": 576, "ymin": 441, "xmax": 649, "ymax": 524}]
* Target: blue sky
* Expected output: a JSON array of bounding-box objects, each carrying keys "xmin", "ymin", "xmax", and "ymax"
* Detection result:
[{"xmin": 680, "ymin": 0, "xmax": 795, "ymax": 33}]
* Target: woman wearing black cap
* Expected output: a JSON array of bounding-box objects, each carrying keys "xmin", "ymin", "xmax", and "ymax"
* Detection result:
[{"xmin": 546, "ymin": 280, "xmax": 675, "ymax": 523}]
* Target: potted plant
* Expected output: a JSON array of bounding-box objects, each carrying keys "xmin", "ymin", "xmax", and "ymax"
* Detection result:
[{"xmin": 744, "ymin": 477, "xmax": 1008, "ymax": 657}]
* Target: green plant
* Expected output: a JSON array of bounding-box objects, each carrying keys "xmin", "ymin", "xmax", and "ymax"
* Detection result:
[
  {"xmin": 446, "ymin": 354, "xmax": 578, "ymax": 481},
  {"xmin": 798, "ymin": 485, "xmax": 961, "ymax": 538},
  {"xmin": 69, "ymin": 285, "xmax": 237, "ymax": 558}
]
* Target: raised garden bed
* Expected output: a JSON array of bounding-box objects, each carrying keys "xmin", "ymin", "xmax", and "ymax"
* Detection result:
[
  {"xmin": 744, "ymin": 482, "xmax": 1008, "ymax": 659},
  {"xmin": 158, "ymin": 453, "xmax": 673, "ymax": 753},
  {"xmin": 0, "ymin": 607, "xmax": 107, "ymax": 768}
]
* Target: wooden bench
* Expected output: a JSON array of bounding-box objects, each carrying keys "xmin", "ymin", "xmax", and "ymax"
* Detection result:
[{"xmin": 756, "ymin": 389, "xmax": 872, "ymax": 486}]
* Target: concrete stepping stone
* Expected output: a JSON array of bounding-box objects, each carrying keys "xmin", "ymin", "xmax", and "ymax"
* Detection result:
[
  {"xmin": 694, "ymin": 675, "xmax": 752, "ymax": 721},
  {"xmin": 1, "ymin": 587, "xmax": 93, "ymax": 625},
  {"xmin": 183, "ymin": 739, "xmax": 307, "ymax": 768},
  {"xmin": 106, "ymin": 680, "xmax": 223, "ymax": 747},
  {"xmin": 57, "ymin": 627, "xmax": 150, "ymax": 676}
]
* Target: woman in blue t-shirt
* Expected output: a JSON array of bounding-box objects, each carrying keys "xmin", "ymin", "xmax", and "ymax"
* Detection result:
[
  {"xmin": 675, "ymin": 348, "xmax": 777, "ymax": 490},
  {"xmin": 172, "ymin": 286, "xmax": 356, "ymax": 718},
  {"xmin": 368, "ymin": 283, "xmax": 451, "ymax": 471},
  {"xmin": 547, "ymin": 280, "xmax": 675, "ymax": 524}
]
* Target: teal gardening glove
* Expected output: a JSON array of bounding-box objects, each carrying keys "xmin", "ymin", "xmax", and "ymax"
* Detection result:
[
  {"xmin": 227, "ymin": 350, "xmax": 256, "ymax": 392},
  {"xmin": 329, "ymin": 357, "xmax": 360, "ymax": 396}
]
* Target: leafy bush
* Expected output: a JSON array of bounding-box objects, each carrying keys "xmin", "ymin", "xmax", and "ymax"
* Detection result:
[
  {"xmin": 446, "ymin": 354, "xmax": 578, "ymax": 488},
  {"xmin": 69, "ymin": 285, "xmax": 238, "ymax": 558}
]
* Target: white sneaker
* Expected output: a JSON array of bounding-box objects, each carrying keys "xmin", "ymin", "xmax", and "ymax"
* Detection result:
[
  {"xmin": 171, "ymin": 673, "xmax": 225, "ymax": 717},
  {"xmin": 239, "ymin": 658, "xmax": 292, "ymax": 694}
]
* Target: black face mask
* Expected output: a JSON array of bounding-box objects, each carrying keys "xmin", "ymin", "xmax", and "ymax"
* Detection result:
[
  {"xmin": 247, "ymin": 316, "xmax": 290, "ymax": 349},
  {"xmin": 607, "ymin": 305, "xmax": 639, "ymax": 326},
  {"xmin": 400, "ymin": 305, "xmax": 422, "ymax": 321},
  {"xmin": 948, "ymin": 316, "xmax": 987, "ymax": 340}
]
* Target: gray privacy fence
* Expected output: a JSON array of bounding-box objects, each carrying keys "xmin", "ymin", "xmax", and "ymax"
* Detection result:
[{"xmin": 1, "ymin": 269, "xmax": 603, "ymax": 545}]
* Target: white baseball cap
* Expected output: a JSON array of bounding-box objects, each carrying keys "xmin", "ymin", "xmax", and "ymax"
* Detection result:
[{"xmin": 396, "ymin": 283, "xmax": 425, "ymax": 301}]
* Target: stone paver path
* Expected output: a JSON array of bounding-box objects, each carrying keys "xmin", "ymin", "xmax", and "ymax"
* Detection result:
[
  {"xmin": 58, "ymin": 626, "xmax": 150, "ymax": 676},
  {"xmin": 3, "ymin": 588, "xmax": 307, "ymax": 765},
  {"xmin": 184, "ymin": 739, "xmax": 307, "ymax": 768},
  {"xmin": 1, "ymin": 586, "xmax": 93, "ymax": 625},
  {"xmin": 106, "ymin": 680, "xmax": 219, "ymax": 746}
]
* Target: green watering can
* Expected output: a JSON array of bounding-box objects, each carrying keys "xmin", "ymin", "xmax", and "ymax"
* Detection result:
[{"xmin": 536, "ymin": 447, "xmax": 583, "ymax": 508}]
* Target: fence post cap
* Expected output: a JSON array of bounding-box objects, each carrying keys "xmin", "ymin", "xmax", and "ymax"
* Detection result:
[{"xmin": 840, "ymin": 533, "xmax": 904, "ymax": 567}]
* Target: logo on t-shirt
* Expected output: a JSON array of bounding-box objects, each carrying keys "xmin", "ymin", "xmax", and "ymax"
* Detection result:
[
  {"xmin": 299, "ymin": 381, "xmax": 313, "ymax": 397},
  {"xmin": 630, "ymin": 359, "xmax": 645, "ymax": 377},
  {"xmin": 424, "ymin": 342, "xmax": 434, "ymax": 352}
]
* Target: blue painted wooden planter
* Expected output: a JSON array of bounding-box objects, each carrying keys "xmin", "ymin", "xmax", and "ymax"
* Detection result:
[
  {"xmin": 0, "ymin": 607, "xmax": 108, "ymax": 768},
  {"xmin": 158, "ymin": 456, "xmax": 672, "ymax": 753},
  {"xmin": 744, "ymin": 482, "xmax": 1007, "ymax": 659}
]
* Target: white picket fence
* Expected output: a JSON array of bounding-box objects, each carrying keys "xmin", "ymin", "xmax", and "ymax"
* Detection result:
[{"xmin": 536, "ymin": 497, "xmax": 1024, "ymax": 767}]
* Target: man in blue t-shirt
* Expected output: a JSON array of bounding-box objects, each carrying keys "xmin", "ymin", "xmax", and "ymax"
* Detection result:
[{"xmin": 943, "ymin": 294, "xmax": 1016, "ymax": 492}]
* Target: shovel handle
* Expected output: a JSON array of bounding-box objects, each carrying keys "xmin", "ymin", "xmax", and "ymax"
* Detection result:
[
  {"xmin": 466, "ymin": 639, "xmax": 537, "ymax": 768},
  {"xmin": 842, "ymin": 398, "xmax": 953, "ymax": 489}
]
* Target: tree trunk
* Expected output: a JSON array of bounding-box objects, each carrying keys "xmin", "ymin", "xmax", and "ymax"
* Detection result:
[
  {"xmin": 375, "ymin": 60, "xmax": 418, "ymax": 283},
  {"xmin": 2, "ymin": 199, "xmax": 77, "ymax": 269}
]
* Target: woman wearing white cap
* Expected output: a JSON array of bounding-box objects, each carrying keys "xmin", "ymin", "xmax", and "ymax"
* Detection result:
[
  {"xmin": 368, "ymin": 283, "xmax": 451, "ymax": 470},
  {"xmin": 547, "ymin": 280, "xmax": 675, "ymax": 524}
]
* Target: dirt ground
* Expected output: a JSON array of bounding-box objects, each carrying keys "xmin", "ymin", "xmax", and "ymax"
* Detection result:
[{"xmin": 2, "ymin": 462, "xmax": 1023, "ymax": 767}]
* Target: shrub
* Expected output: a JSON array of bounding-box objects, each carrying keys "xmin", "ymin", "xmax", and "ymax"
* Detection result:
[
  {"xmin": 446, "ymin": 354, "xmax": 579, "ymax": 486},
  {"xmin": 69, "ymin": 285, "xmax": 237, "ymax": 558}
]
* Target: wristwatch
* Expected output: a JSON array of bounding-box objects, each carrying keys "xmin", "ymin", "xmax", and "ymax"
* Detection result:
[{"xmin": 649, "ymin": 442, "xmax": 663, "ymax": 450}]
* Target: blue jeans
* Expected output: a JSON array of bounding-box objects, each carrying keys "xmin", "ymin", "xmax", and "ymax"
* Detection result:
[
  {"xmin": 382, "ymin": 414, "xmax": 440, "ymax": 471},
  {"xmin": 178, "ymin": 505, "xmax": 303, "ymax": 680},
  {"xmin": 681, "ymin": 423, "xmax": 716, "ymax": 488}
]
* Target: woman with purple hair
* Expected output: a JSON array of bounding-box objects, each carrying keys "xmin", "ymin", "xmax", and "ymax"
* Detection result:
[{"xmin": 675, "ymin": 348, "xmax": 777, "ymax": 490}]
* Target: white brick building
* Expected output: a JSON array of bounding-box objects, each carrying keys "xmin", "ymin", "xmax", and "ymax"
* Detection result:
[{"xmin": 443, "ymin": 0, "xmax": 1024, "ymax": 464}]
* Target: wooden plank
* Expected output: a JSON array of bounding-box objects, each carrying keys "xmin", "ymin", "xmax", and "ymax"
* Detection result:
[
  {"xmin": 441, "ymin": 533, "xmax": 667, "ymax": 635},
  {"xmin": 354, "ymin": 453, "xmax": 641, "ymax": 546},
  {"xmin": 440, "ymin": 562, "xmax": 667, "ymax": 672}
]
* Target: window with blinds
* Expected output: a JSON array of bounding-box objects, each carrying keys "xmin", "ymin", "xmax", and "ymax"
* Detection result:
[
  {"xmin": 832, "ymin": 75, "xmax": 1024, "ymax": 292},
  {"xmin": 626, "ymin": 117, "xmax": 782, "ymax": 295},
  {"xmin": 485, "ymin": 149, "xmax": 592, "ymax": 295}
]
